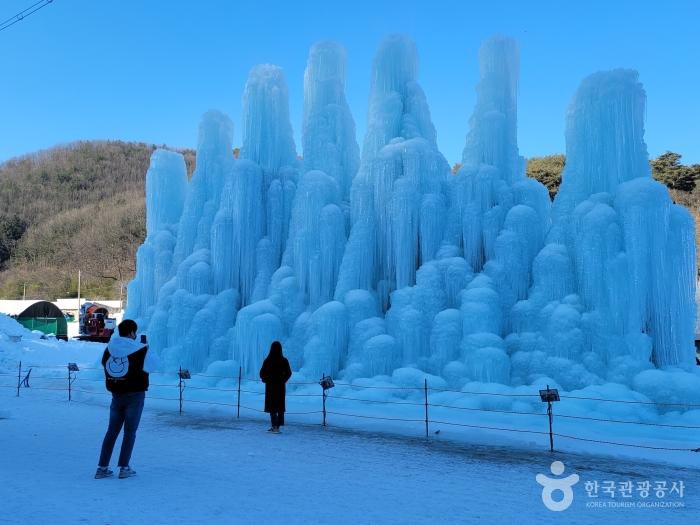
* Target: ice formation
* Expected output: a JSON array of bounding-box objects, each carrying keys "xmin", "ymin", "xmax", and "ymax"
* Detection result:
[{"xmin": 125, "ymin": 36, "xmax": 697, "ymax": 397}]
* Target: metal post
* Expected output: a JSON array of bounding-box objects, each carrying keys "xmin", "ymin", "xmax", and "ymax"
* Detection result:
[
  {"xmin": 16, "ymin": 361, "xmax": 21, "ymax": 397},
  {"xmin": 424, "ymin": 378, "xmax": 429, "ymax": 439},
  {"xmin": 179, "ymin": 366, "xmax": 183, "ymax": 415},
  {"xmin": 322, "ymin": 374, "xmax": 327, "ymax": 427},
  {"xmin": 77, "ymin": 269, "xmax": 81, "ymax": 317},
  {"xmin": 236, "ymin": 366, "xmax": 242, "ymax": 419},
  {"xmin": 68, "ymin": 365, "xmax": 71, "ymax": 402},
  {"xmin": 547, "ymin": 384, "xmax": 554, "ymax": 452}
]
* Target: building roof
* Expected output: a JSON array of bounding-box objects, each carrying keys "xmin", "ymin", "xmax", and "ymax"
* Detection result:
[
  {"xmin": 0, "ymin": 300, "xmax": 44, "ymax": 316},
  {"xmin": 0, "ymin": 299, "xmax": 123, "ymax": 317}
]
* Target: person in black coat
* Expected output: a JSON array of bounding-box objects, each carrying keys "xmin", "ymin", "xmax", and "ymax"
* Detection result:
[{"xmin": 259, "ymin": 341, "xmax": 292, "ymax": 433}]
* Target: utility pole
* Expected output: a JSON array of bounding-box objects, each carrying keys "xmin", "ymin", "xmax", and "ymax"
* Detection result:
[{"xmin": 77, "ymin": 270, "xmax": 81, "ymax": 318}]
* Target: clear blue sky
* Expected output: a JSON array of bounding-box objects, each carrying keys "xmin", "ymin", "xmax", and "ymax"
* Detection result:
[{"xmin": 1, "ymin": 0, "xmax": 698, "ymax": 165}]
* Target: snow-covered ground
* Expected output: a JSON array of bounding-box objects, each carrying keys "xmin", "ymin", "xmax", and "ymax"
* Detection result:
[
  {"xmin": 1, "ymin": 315, "xmax": 699, "ymax": 523},
  {"xmin": 2, "ymin": 391, "xmax": 698, "ymax": 524}
]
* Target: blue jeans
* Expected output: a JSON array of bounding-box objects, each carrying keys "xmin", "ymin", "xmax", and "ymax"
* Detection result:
[{"xmin": 98, "ymin": 392, "xmax": 145, "ymax": 468}]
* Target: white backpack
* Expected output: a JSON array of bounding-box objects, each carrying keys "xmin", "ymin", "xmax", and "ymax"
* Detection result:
[{"xmin": 105, "ymin": 354, "xmax": 129, "ymax": 379}]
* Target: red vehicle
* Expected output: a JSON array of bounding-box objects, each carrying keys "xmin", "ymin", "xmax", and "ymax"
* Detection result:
[{"xmin": 79, "ymin": 302, "xmax": 117, "ymax": 342}]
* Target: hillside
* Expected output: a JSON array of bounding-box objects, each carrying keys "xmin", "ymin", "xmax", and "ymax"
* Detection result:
[
  {"xmin": 0, "ymin": 142, "xmax": 697, "ymax": 300},
  {"xmin": 0, "ymin": 141, "xmax": 194, "ymax": 299}
]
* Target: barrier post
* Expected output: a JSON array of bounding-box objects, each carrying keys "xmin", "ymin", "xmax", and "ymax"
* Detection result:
[
  {"xmin": 539, "ymin": 385, "xmax": 560, "ymax": 453},
  {"xmin": 16, "ymin": 361, "xmax": 21, "ymax": 397},
  {"xmin": 322, "ymin": 373, "xmax": 327, "ymax": 427},
  {"xmin": 319, "ymin": 375, "xmax": 334, "ymax": 427},
  {"xmin": 179, "ymin": 366, "xmax": 183, "ymax": 415},
  {"xmin": 237, "ymin": 366, "xmax": 242, "ymax": 419},
  {"xmin": 424, "ymin": 379, "xmax": 429, "ymax": 439},
  {"xmin": 547, "ymin": 400, "xmax": 554, "ymax": 452},
  {"xmin": 177, "ymin": 368, "xmax": 191, "ymax": 415},
  {"xmin": 67, "ymin": 363, "xmax": 79, "ymax": 402}
]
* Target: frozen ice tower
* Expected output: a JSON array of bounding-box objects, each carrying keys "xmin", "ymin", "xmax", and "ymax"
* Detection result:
[
  {"xmin": 336, "ymin": 35, "xmax": 451, "ymax": 310},
  {"xmin": 125, "ymin": 35, "xmax": 696, "ymax": 401},
  {"xmin": 125, "ymin": 149, "xmax": 188, "ymax": 327},
  {"xmin": 302, "ymin": 41, "xmax": 360, "ymax": 201},
  {"xmin": 542, "ymin": 69, "xmax": 696, "ymax": 370}
]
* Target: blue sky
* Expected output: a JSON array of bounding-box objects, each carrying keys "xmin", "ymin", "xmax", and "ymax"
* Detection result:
[{"xmin": 1, "ymin": 0, "xmax": 698, "ymax": 164}]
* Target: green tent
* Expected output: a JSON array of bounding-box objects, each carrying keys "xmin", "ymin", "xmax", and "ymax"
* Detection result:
[{"xmin": 15, "ymin": 301, "xmax": 68, "ymax": 340}]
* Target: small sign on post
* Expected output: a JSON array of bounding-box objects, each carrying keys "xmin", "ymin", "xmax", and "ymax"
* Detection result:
[
  {"xmin": 319, "ymin": 375, "xmax": 334, "ymax": 427},
  {"xmin": 178, "ymin": 367, "xmax": 191, "ymax": 415},
  {"xmin": 67, "ymin": 363, "xmax": 79, "ymax": 401},
  {"xmin": 539, "ymin": 385, "xmax": 560, "ymax": 452}
]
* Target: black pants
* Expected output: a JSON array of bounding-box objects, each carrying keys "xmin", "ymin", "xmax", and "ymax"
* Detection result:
[{"xmin": 270, "ymin": 411, "xmax": 285, "ymax": 427}]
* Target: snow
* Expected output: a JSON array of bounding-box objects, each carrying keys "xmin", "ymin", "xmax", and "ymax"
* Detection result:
[
  {"xmin": 2, "ymin": 315, "xmax": 700, "ymax": 522},
  {"xmin": 107, "ymin": 35, "xmax": 700, "ymax": 423},
  {"xmin": 2, "ymin": 315, "xmax": 699, "ymax": 465},
  {"xmin": 1, "ymin": 354, "xmax": 699, "ymax": 524}
]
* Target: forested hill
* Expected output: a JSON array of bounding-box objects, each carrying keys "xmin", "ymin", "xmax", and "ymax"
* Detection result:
[
  {"xmin": 0, "ymin": 141, "xmax": 696, "ymax": 300},
  {"xmin": 0, "ymin": 141, "xmax": 194, "ymax": 299}
]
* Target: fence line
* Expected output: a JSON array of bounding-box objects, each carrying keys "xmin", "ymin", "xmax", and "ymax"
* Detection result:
[{"xmin": 4, "ymin": 360, "xmax": 700, "ymax": 454}]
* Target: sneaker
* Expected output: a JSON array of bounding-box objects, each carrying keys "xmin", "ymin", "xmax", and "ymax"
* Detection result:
[
  {"xmin": 267, "ymin": 427, "xmax": 274, "ymax": 432},
  {"xmin": 94, "ymin": 467, "xmax": 113, "ymax": 479},
  {"xmin": 118, "ymin": 466, "xmax": 137, "ymax": 479},
  {"xmin": 271, "ymin": 427, "xmax": 281, "ymax": 434}
]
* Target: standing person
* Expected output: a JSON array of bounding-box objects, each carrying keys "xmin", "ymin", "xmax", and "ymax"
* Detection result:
[
  {"xmin": 95, "ymin": 319, "xmax": 158, "ymax": 479},
  {"xmin": 259, "ymin": 341, "xmax": 292, "ymax": 433}
]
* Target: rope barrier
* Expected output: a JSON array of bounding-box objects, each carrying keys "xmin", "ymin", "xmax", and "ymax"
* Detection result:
[
  {"xmin": 554, "ymin": 432, "xmax": 700, "ymax": 452},
  {"xmin": 184, "ymin": 399, "xmax": 238, "ymax": 407},
  {"xmin": 22, "ymin": 386, "xmax": 67, "ymax": 392},
  {"xmin": 326, "ymin": 411, "xmax": 425, "ymax": 423},
  {"xmin": 145, "ymin": 395, "xmax": 181, "ymax": 402},
  {"xmin": 71, "ymin": 388, "xmax": 110, "ymax": 396},
  {"xmin": 430, "ymin": 419, "xmax": 553, "ymax": 436},
  {"xmin": 4, "ymin": 360, "xmax": 700, "ymax": 454},
  {"xmin": 331, "ymin": 382, "xmax": 423, "ymax": 391},
  {"xmin": 239, "ymin": 389, "xmax": 265, "ymax": 395},
  {"xmin": 429, "ymin": 386, "xmax": 540, "ymax": 397},
  {"xmin": 429, "ymin": 403, "xmax": 546, "ymax": 417},
  {"xmin": 554, "ymin": 413, "xmax": 700, "ymax": 429},
  {"xmin": 327, "ymin": 394, "xmax": 424, "ymax": 406},
  {"xmin": 239, "ymin": 404, "xmax": 266, "ymax": 413},
  {"xmin": 559, "ymin": 394, "xmax": 700, "ymax": 408}
]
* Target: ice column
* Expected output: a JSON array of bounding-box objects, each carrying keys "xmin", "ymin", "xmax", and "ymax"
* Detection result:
[
  {"xmin": 542, "ymin": 69, "xmax": 696, "ymax": 370},
  {"xmin": 240, "ymin": 65, "xmax": 299, "ymax": 267},
  {"xmin": 125, "ymin": 149, "xmax": 187, "ymax": 326},
  {"xmin": 337, "ymin": 35, "xmax": 450, "ymax": 310},
  {"xmin": 302, "ymin": 41, "xmax": 360, "ymax": 201}
]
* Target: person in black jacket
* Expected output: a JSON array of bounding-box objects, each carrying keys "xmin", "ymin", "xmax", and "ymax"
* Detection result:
[
  {"xmin": 95, "ymin": 319, "xmax": 157, "ymax": 479},
  {"xmin": 259, "ymin": 341, "xmax": 292, "ymax": 433}
]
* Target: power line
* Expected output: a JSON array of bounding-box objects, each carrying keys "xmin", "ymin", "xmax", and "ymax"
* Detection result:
[
  {"xmin": 0, "ymin": 0, "xmax": 46, "ymax": 26},
  {"xmin": 0, "ymin": 0, "xmax": 54, "ymax": 34}
]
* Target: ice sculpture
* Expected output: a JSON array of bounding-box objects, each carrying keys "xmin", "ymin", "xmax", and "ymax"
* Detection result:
[{"xmin": 126, "ymin": 35, "xmax": 696, "ymax": 396}]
